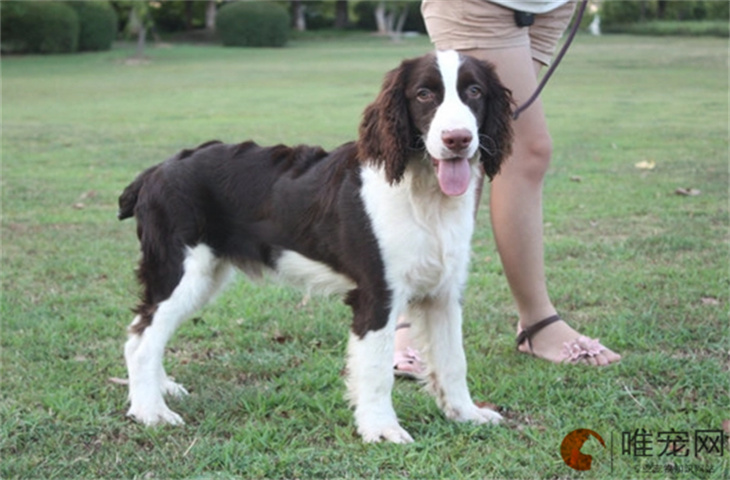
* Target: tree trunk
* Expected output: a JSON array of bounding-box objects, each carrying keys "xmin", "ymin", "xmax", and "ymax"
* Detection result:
[
  {"xmin": 374, "ymin": 1, "xmax": 388, "ymax": 35},
  {"xmin": 386, "ymin": 6, "xmax": 408, "ymax": 41},
  {"xmin": 184, "ymin": 0, "xmax": 193, "ymax": 30},
  {"xmin": 291, "ymin": 0, "xmax": 306, "ymax": 31},
  {"xmin": 136, "ymin": 26, "xmax": 147, "ymax": 58},
  {"xmin": 335, "ymin": 0, "xmax": 349, "ymax": 29},
  {"xmin": 205, "ymin": 0, "xmax": 216, "ymax": 30},
  {"xmin": 394, "ymin": 5, "xmax": 408, "ymax": 35},
  {"xmin": 127, "ymin": 6, "xmax": 148, "ymax": 57}
]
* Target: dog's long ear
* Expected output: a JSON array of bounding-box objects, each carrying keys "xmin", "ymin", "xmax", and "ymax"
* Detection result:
[
  {"xmin": 358, "ymin": 59, "xmax": 414, "ymax": 185},
  {"xmin": 478, "ymin": 62, "xmax": 514, "ymax": 181}
]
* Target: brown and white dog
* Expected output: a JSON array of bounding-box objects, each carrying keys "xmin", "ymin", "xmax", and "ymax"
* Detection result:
[{"xmin": 118, "ymin": 50, "xmax": 512, "ymax": 443}]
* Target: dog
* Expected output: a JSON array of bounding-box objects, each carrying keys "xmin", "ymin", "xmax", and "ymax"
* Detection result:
[{"xmin": 118, "ymin": 50, "xmax": 512, "ymax": 443}]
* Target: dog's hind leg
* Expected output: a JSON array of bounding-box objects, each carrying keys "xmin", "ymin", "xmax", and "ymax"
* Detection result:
[
  {"xmin": 124, "ymin": 315, "xmax": 191, "ymax": 400},
  {"xmin": 159, "ymin": 260, "xmax": 235, "ymax": 399},
  {"xmin": 419, "ymin": 295, "xmax": 502, "ymax": 425},
  {"xmin": 125, "ymin": 244, "xmax": 231, "ymax": 426}
]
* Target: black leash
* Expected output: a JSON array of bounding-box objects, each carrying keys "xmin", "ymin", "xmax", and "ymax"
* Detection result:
[{"xmin": 512, "ymin": 0, "xmax": 589, "ymax": 120}]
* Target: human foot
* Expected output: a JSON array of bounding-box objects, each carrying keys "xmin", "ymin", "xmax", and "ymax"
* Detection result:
[
  {"xmin": 517, "ymin": 315, "xmax": 621, "ymax": 366},
  {"xmin": 393, "ymin": 347, "xmax": 425, "ymax": 379},
  {"xmin": 393, "ymin": 322, "xmax": 425, "ymax": 379}
]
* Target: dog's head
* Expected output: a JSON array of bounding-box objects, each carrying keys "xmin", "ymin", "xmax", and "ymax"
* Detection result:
[{"xmin": 358, "ymin": 50, "xmax": 513, "ymax": 196}]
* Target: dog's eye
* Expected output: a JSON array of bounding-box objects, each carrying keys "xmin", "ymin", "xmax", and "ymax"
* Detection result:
[
  {"xmin": 416, "ymin": 88, "xmax": 435, "ymax": 102},
  {"xmin": 466, "ymin": 85, "xmax": 483, "ymax": 99}
]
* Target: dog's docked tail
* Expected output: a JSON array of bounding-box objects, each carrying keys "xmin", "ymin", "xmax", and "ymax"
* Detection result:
[{"xmin": 118, "ymin": 165, "xmax": 159, "ymax": 220}]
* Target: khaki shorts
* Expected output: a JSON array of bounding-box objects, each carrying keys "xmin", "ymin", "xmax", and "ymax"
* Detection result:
[{"xmin": 421, "ymin": 0, "xmax": 577, "ymax": 66}]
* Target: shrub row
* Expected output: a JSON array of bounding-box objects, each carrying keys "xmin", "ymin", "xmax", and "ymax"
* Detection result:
[
  {"xmin": 216, "ymin": 1, "xmax": 290, "ymax": 48},
  {"xmin": 602, "ymin": 20, "xmax": 729, "ymax": 38},
  {"xmin": 601, "ymin": 0, "xmax": 729, "ymax": 28},
  {"xmin": 1, "ymin": 1, "xmax": 117, "ymax": 54}
]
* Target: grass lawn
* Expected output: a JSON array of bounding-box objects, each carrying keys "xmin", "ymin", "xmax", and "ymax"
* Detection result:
[{"xmin": 2, "ymin": 34, "xmax": 728, "ymax": 479}]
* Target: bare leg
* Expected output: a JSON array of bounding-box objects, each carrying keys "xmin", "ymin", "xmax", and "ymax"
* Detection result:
[{"xmin": 464, "ymin": 46, "xmax": 620, "ymax": 366}]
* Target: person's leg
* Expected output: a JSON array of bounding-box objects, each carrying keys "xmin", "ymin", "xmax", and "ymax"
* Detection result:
[
  {"xmin": 463, "ymin": 45, "xmax": 620, "ymax": 366},
  {"xmin": 412, "ymin": 0, "xmax": 620, "ymax": 367},
  {"xmin": 393, "ymin": 317, "xmax": 424, "ymax": 378}
]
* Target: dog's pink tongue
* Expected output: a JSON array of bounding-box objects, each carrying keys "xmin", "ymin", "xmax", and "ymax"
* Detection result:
[{"xmin": 436, "ymin": 157, "xmax": 471, "ymax": 196}]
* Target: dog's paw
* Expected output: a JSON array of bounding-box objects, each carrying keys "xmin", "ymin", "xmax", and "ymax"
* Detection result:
[
  {"xmin": 127, "ymin": 403, "xmax": 185, "ymax": 427},
  {"xmin": 161, "ymin": 378, "xmax": 189, "ymax": 398},
  {"xmin": 449, "ymin": 404, "xmax": 503, "ymax": 425},
  {"xmin": 359, "ymin": 423, "xmax": 414, "ymax": 444}
]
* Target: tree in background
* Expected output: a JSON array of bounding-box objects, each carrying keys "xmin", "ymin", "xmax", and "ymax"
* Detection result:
[
  {"xmin": 105, "ymin": 0, "xmax": 725, "ymax": 41},
  {"xmin": 374, "ymin": 1, "xmax": 412, "ymax": 38},
  {"xmin": 354, "ymin": 0, "xmax": 424, "ymax": 36},
  {"xmin": 289, "ymin": 0, "xmax": 349, "ymax": 32},
  {"xmin": 600, "ymin": 0, "xmax": 729, "ymax": 26},
  {"xmin": 111, "ymin": 0, "xmax": 424, "ymax": 37},
  {"xmin": 125, "ymin": 2, "xmax": 154, "ymax": 57},
  {"xmin": 334, "ymin": 0, "xmax": 349, "ymax": 29},
  {"xmin": 291, "ymin": 0, "xmax": 306, "ymax": 31},
  {"xmin": 205, "ymin": 0, "xmax": 217, "ymax": 30}
]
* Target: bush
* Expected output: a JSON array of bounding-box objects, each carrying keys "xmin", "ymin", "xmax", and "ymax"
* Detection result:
[
  {"xmin": 600, "ymin": 0, "xmax": 729, "ymax": 37},
  {"xmin": 216, "ymin": 1, "xmax": 290, "ymax": 47},
  {"xmin": 707, "ymin": 1, "xmax": 730, "ymax": 21},
  {"xmin": 601, "ymin": 0, "xmax": 729, "ymax": 27},
  {"xmin": 353, "ymin": 1, "xmax": 376, "ymax": 30},
  {"xmin": 604, "ymin": 20, "xmax": 729, "ymax": 38},
  {"xmin": 151, "ymin": 0, "xmax": 209, "ymax": 32},
  {"xmin": 1, "ymin": 1, "xmax": 79, "ymax": 54},
  {"xmin": 600, "ymin": 1, "xmax": 646, "ymax": 28},
  {"xmin": 68, "ymin": 1, "xmax": 118, "ymax": 51}
]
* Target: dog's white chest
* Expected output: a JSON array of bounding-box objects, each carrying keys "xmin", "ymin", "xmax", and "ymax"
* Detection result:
[
  {"xmin": 360, "ymin": 165, "xmax": 474, "ymax": 299},
  {"xmin": 402, "ymin": 227, "xmax": 462, "ymax": 296}
]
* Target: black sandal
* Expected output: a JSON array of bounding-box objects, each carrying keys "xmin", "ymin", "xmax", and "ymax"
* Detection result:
[
  {"xmin": 516, "ymin": 314, "xmax": 563, "ymax": 352},
  {"xmin": 517, "ymin": 314, "xmax": 607, "ymax": 363}
]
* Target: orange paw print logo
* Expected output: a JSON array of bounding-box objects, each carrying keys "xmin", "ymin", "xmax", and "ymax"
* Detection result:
[{"xmin": 560, "ymin": 429, "xmax": 606, "ymax": 471}]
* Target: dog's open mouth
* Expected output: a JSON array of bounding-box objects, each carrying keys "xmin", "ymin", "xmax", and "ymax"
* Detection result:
[{"xmin": 432, "ymin": 156, "xmax": 471, "ymax": 197}]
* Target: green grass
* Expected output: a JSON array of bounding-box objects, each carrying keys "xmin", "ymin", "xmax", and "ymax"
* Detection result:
[{"xmin": 2, "ymin": 34, "xmax": 728, "ymax": 479}]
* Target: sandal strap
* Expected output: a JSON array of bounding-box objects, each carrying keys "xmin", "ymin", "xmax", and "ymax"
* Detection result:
[{"xmin": 516, "ymin": 314, "xmax": 562, "ymax": 351}]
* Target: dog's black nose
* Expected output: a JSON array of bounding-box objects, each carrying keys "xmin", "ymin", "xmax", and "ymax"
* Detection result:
[{"xmin": 441, "ymin": 129, "xmax": 472, "ymax": 152}]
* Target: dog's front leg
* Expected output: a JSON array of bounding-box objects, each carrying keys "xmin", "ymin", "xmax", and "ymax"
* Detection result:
[
  {"xmin": 422, "ymin": 295, "xmax": 502, "ymax": 425},
  {"xmin": 345, "ymin": 304, "xmax": 413, "ymax": 444}
]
